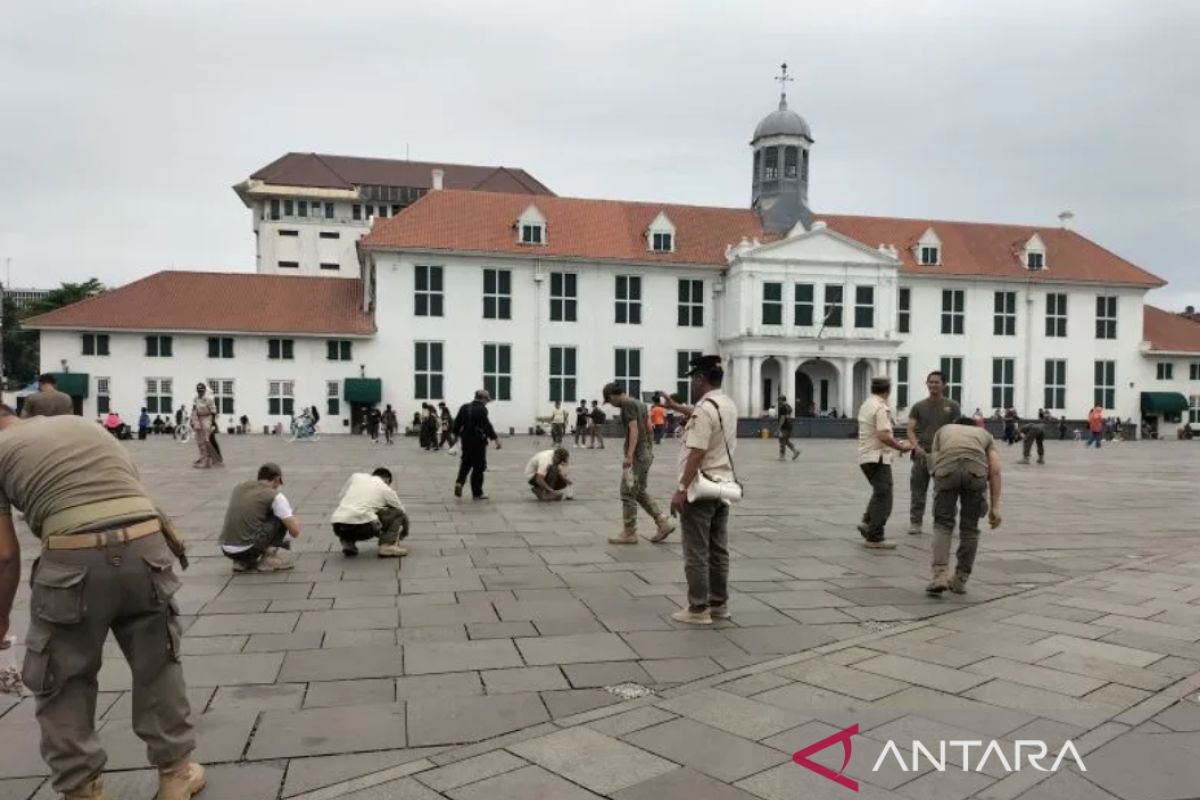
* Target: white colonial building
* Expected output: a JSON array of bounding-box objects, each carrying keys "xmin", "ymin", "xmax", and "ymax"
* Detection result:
[{"xmin": 25, "ymin": 86, "xmax": 1200, "ymax": 435}]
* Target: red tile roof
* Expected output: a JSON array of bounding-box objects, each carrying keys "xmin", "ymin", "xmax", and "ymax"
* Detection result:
[
  {"xmin": 361, "ymin": 190, "xmax": 769, "ymax": 266},
  {"xmin": 361, "ymin": 190, "xmax": 1165, "ymax": 287},
  {"xmin": 248, "ymin": 153, "xmax": 554, "ymax": 196},
  {"xmin": 23, "ymin": 271, "xmax": 374, "ymax": 336},
  {"xmin": 1144, "ymin": 305, "xmax": 1200, "ymax": 353}
]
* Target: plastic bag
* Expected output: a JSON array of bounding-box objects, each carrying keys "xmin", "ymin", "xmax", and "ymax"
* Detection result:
[
  {"xmin": 621, "ymin": 467, "xmax": 635, "ymax": 493},
  {"xmin": 0, "ymin": 636, "xmax": 21, "ymax": 696}
]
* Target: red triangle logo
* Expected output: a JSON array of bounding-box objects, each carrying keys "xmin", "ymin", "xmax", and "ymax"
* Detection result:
[{"xmin": 792, "ymin": 723, "xmax": 859, "ymax": 792}]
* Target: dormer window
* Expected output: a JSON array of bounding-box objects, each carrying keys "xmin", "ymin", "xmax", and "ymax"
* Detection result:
[
  {"xmin": 1023, "ymin": 234, "xmax": 1047, "ymax": 271},
  {"xmin": 521, "ymin": 224, "xmax": 543, "ymax": 244},
  {"xmin": 646, "ymin": 211, "xmax": 677, "ymax": 254},
  {"xmin": 516, "ymin": 204, "xmax": 547, "ymax": 246},
  {"xmin": 915, "ymin": 227, "xmax": 942, "ymax": 266}
]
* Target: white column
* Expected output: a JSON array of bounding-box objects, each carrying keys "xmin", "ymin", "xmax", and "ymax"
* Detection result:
[
  {"xmin": 734, "ymin": 356, "xmax": 751, "ymax": 414},
  {"xmin": 839, "ymin": 357, "xmax": 855, "ymax": 417},
  {"xmin": 783, "ymin": 356, "xmax": 799, "ymax": 402},
  {"xmin": 748, "ymin": 356, "xmax": 761, "ymax": 417}
]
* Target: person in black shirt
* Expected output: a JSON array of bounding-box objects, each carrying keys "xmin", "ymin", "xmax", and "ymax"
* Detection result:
[
  {"xmin": 438, "ymin": 402, "xmax": 455, "ymax": 449},
  {"xmin": 777, "ymin": 395, "xmax": 800, "ymax": 460},
  {"xmin": 574, "ymin": 401, "xmax": 589, "ymax": 448},
  {"xmin": 452, "ymin": 389, "xmax": 501, "ymax": 499}
]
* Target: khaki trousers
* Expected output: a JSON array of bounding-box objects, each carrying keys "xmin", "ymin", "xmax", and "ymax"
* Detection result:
[
  {"xmin": 23, "ymin": 534, "xmax": 194, "ymax": 793},
  {"xmin": 620, "ymin": 455, "xmax": 662, "ymax": 533},
  {"xmin": 931, "ymin": 460, "xmax": 988, "ymax": 577}
]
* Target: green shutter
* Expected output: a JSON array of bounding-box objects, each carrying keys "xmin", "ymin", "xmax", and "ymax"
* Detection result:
[
  {"xmin": 343, "ymin": 378, "xmax": 382, "ymax": 404},
  {"xmin": 49, "ymin": 372, "xmax": 89, "ymax": 398}
]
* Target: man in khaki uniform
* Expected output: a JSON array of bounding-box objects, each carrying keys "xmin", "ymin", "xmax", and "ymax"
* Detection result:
[
  {"xmin": 0, "ymin": 405, "xmax": 204, "ymax": 800},
  {"xmin": 857, "ymin": 377, "xmax": 913, "ymax": 549},
  {"xmin": 21, "ymin": 373, "xmax": 75, "ymax": 418},
  {"xmin": 926, "ymin": 417, "xmax": 1003, "ymax": 595},
  {"xmin": 603, "ymin": 382, "xmax": 674, "ymax": 544},
  {"xmin": 189, "ymin": 383, "xmax": 218, "ymax": 468}
]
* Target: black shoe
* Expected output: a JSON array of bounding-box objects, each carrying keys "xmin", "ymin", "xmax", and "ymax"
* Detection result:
[
  {"xmin": 340, "ymin": 539, "xmax": 358, "ymax": 557},
  {"xmin": 473, "ymin": 494, "xmax": 489, "ymax": 501},
  {"xmin": 277, "ymin": 539, "xmax": 292, "ymax": 551},
  {"xmin": 454, "ymin": 483, "xmax": 463, "ymax": 498}
]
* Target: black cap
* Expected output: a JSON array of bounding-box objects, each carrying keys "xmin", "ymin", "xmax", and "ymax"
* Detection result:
[{"xmin": 686, "ymin": 354, "xmax": 723, "ymax": 377}]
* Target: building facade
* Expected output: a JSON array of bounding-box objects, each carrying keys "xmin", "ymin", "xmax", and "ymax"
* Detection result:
[{"xmin": 26, "ymin": 92, "xmax": 1200, "ymax": 435}]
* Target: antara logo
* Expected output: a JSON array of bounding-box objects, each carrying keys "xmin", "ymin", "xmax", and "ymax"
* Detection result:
[{"xmin": 793, "ymin": 724, "xmax": 1087, "ymax": 792}]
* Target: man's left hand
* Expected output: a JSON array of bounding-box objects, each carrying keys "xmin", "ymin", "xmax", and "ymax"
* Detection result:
[
  {"xmin": 623, "ymin": 457, "xmax": 633, "ymax": 469},
  {"xmin": 670, "ymin": 490, "xmax": 687, "ymax": 515},
  {"xmin": 494, "ymin": 440, "xmax": 502, "ymax": 450}
]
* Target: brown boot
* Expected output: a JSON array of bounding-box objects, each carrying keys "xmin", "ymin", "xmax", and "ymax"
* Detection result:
[
  {"xmin": 65, "ymin": 778, "xmax": 109, "ymax": 800},
  {"xmin": 158, "ymin": 761, "xmax": 206, "ymax": 800},
  {"xmin": 608, "ymin": 530, "xmax": 638, "ymax": 545},
  {"xmin": 650, "ymin": 515, "xmax": 676, "ymax": 543},
  {"xmin": 948, "ymin": 573, "xmax": 969, "ymax": 594},
  {"xmin": 926, "ymin": 566, "xmax": 950, "ymax": 596}
]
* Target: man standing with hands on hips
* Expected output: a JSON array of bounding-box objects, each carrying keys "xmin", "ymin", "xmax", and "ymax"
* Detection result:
[{"xmin": 658, "ymin": 355, "xmax": 738, "ymax": 625}]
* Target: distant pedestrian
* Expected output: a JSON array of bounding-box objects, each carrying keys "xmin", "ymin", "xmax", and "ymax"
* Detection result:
[
  {"xmin": 906, "ymin": 371, "xmax": 960, "ymax": 535},
  {"xmin": 1002, "ymin": 408, "xmax": 1018, "ymax": 445},
  {"xmin": 972, "ymin": 408, "xmax": 985, "ymax": 427},
  {"xmin": 1086, "ymin": 406, "xmax": 1104, "ymax": 448},
  {"xmin": 383, "ymin": 404, "xmax": 398, "ymax": 445},
  {"xmin": 453, "ymin": 390, "xmax": 501, "ymax": 499},
  {"xmin": 588, "ymin": 400, "xmax": 606, "ymax": 449},
  {"xmin": 926, "ymin": 417, "xmax": 1002, "ymax": 596},
  {"xmin": 419, "ymin": 404, "xmax": 438, "ymax": 449},
  {"xmin": 190, "ymin": 383, "xmax": 219, "ymax": 468},
  {"xmin": 777, "ymin": 395, "xmax": 800, "ymax": 460},
  {"xmin": 138, "ymin": 407, "xmax": 150, "ymax": 440},
  {"xmin": 603, "ymin": 383, "xmax": 674, "ymax": 544},
  {"xmin": 438, "ymin": 402, "xmax": 455, "ymax": 449},
  {"xmin": 650, "ymin": 398, "xmax": 667, "ymax": 445},
  {"xmin": 548, "ymin": 400, "xmax": 568, "ymax": 445},
  {"xmin": 20, "ymin": 373, "xmax": 74, "ymax": 417},
  {"xmin": 574, "ymin": 401, "xmax": 589, "ymax": 448},
  {"xmin": 857, "ymin": 377, "xmax": 913, "ymax": 549},
  {"xmin": 1019, "ymin": 419, "xmax": 1046, "ymax": 464},
  {"xmin": 366, "ymin": 406, "xmax": 382, "ymax": 444},
  {"xmin": 1058, "ymin": 418, "xmax": 1068, "ymax": 440}
]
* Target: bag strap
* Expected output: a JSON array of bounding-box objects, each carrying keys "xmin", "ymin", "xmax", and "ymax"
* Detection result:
[{"xmin": 702, "ymin": 398, "xmax": 739, "ymax": 484}]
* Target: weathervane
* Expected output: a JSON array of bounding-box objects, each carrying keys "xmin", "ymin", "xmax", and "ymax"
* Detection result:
[{"xmin": 775, "ymin": 62, "xmax": 793, "ymax": 108}]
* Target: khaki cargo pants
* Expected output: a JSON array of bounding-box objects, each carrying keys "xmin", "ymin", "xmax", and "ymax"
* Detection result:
[
  {"xmin": 620, "ymin": 454, "xmax": 663, "ymax": 533},
  {"xmin": 931, "ymin": 457, "xmax": 988, "ymax": 577},
  {"xmin": 23, "ymin": 533, "xmax": 195, "ymax": 793}
]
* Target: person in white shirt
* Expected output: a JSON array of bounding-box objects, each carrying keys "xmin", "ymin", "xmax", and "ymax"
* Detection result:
[
  {"xmin": 330, "ymin": 467, "xmax": 409, "ymax": 558},
  {"xmin": 548, "ymin": 401, "xmax": 568, "ymax": 445},
  {"xmin": 856, "ymin": 377, "xmax": 913, "ymax": 549},
  {"xmin": 525, "ymin": 448, "xmax": 572, "ymax": 501},
  {"xmin": 219, "ymin": 462, "xmax": 301, "ymax": 572}
]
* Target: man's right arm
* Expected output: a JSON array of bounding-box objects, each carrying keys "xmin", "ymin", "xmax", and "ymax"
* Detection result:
[
  {"xmin": 987, "ymin": 447, "xmax": 1002, "ymax": 527},
  {"xmin": 906, "ymin": 408, "xmax": 923, "ymax": 456},
  {"xmin": 0, "ymin": 515, "xmax": 21, "ymax": 647}
]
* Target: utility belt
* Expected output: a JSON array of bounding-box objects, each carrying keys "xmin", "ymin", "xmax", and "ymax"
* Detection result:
[{"xmin": 40, "ymin": 497, "xmax": 190, "ymax": 569}]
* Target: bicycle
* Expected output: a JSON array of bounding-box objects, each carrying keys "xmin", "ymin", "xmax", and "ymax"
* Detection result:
[
  {"xmin": 174, "ymin": 424, "xmax": 192, "ymax": 443},
  {"xmin": 287, "ymin": 415, "xmax": 320, "ymax": 443}
]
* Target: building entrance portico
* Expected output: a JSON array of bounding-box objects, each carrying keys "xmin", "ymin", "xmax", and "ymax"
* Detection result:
[{"xmin": 724, "ymin": 349, "xmax": 898, "ymax": 419}]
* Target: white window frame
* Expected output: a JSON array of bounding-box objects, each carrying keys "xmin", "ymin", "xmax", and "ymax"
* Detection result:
[
  {"xmin": 794, "ymin": 283, "xmax": 815, "ymax": 327},
  {"xmin": 414, "ymin": 341, "xmax": 444, "ymax": 400},
  {"xmin": 549, "ymin": 272, "xmax": 577, "ymax": 322},
  {"xmin": 1157, "ymin": 362, "xmax": 1174, "ymax": 381},
  {"xmin": 97, "ymin": 377, "xmax": 111, "ymax": 415},
  {"xmin": 615, "ymin": 348, "xmax": 642, "ymax": 397},
  {"xmin": 1095, "ymin": 296, "xmax": 1117, "ymax": 340},
  {"xmin": 207, "ymin": 336, "xmax": 234, "ymax": 359},
  {"xmin": 762, "ymin": 282, "xmax": 783, "ymax": 326},
  {"xmin": 517, "ymin": 204, "xmax": 547, "ymax": 245},
  {"xmin": 651, "ymin": 232, "xmax": 673, "ymax": 252},
  {"xmin": 991, "ymin": 358, "xmax": 1015, "ymax": 410},
  {"xmin": 676, "ymin": 350, "xmax": 702, "ymax": 404},
  {"xmin": 326, "ymin": 380, "xmax": 340, "ymax": 417},
  {"xmin": 483, "ymin": 268, "xmax": 512, "ymax": 320},
  {"xmin": 615, "ymin": 275, "xmax": 641, "ymax": 325},
  {"xmin": 1046, "ymin": 293, "xmax": 1068, "ymax": 338},
  {"xmin": 414, "ymin": 265, "xmax": 444, "ymax": 317},
  {"xmin": 1189, "ymin": 394, "xmax": 1200, "ymax": 426},
  {"xmin": 1044, "ymin": 359, "xmax": 1067, "ymax": 411},
  {"xmin": 897, "ymin": 356, "xmax": 909, "ymax": 409},
  {"xmin": 206, "ymin": 379, "xmax": 235, "ymax": 415},
  {"xmin": 145, "ymin": 377, "xmax": 173, "ymax": 415},
  {"xmin": 854, "ymin": 285, "xmax": 874, "ymax": 329},
  {"xmin": 268, "ymin": 338, "xmax": 294, "ymax": 360},
  {"xmin": 823, "ymin": 284, "xmax": 844, "ymax": 328},
  {"xmin": 549, "ymin": 346, "xmax": 576, "ymax": 403},
  {"xmin": 268, "ymin": 380, "xmax": 294, "ymax": 417},
  {"xmin": 1094, "ymin": 360, "xmax": 1115, "ymax": 410},
  {"xmin": 941, "ymin": 289, "xmax": 965, "ymax": 335},
  {"xmin": 326, "ymin": 340, "xmax": 352, "ymax": 361},
  {"xmin": 993, "ymin": 291, "xmax": 1016, "ymax": 336},
  {"xmin": 483, "ymin": 343, "xmax": 512, "ymax": 401},
  {"xmin": 897, "ymin": 287, "xmax": 910, "ymax": 333},
  {"xmin": 677, "ymin": 279, "xmax": 703, "ymax": 327},
  {"xmin": 939, "ymin": 357, "xmax": 963, "ymax": 404},
  {"xmin": 1024, "ymin": 234, "xmax": 1047, "ymax": 271}
]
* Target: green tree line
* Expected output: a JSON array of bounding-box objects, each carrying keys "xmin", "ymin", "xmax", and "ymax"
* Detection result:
[{"xmin": 2, "ymin": 279, "xmax": 105, "ymax": 386}]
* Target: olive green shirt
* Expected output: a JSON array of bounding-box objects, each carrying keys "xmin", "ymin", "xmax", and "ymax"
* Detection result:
[
  {"xmin": 0, "ymin": 416, "xmax": 152, "ymax": 538},
  {"xmin": 619, "ymin": 398, "xmax": 653, "ymax": 461},
  {"xmin": 908, "ymin": 397, "xmax": 961, "ymax": 449},
  {"xmin": 930, "ymin": 424, "xmax": 995, "ymax": 473},
  {"xmin": 21, "ymin": 388, "xmax": 74, "ymax": 418},
  {"xmin": 220, "ymin": 481, "xmax": 281, "ymax": 548}
]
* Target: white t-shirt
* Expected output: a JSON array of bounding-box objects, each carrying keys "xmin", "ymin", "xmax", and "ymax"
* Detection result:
[
  {"xmin": 221, "ymin": 492, "xmax": 294, "ymax": 554},
  {"xmin": 549, "ymin": 407, "xmax": 568, "ymax": 425},
  {"xmin": 524, "ymin": 450, "xmax": 556, "ymax": 479},
  {"xmin": 330, "ymin": 473, "xmax": 404, "ymax": 525}
]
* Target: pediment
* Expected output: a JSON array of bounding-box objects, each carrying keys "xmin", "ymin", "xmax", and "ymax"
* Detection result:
[{"xmin": 736, "ymin": 225, "xmax": 899, "ymax": 266}]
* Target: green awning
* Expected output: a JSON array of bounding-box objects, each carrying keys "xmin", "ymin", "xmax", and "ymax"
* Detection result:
[
  {"xmin": 1140, "ymin": 392, "xmax": 1188, "ymax": 414},
  {"xmin": 50, "ymin": 372, "xmax": 89, "ymax": 399},
  {"xmin": 343, "ymin": 378, "xmax": 382, "ymax": 404}
]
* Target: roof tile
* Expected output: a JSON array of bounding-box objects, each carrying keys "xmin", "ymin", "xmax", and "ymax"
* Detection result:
[{"xmin": 1144, "ymin": 305, "xmax": 1200, "ymax": 353}]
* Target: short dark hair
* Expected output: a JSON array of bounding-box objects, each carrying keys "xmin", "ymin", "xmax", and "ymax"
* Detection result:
[
  {"xmin": 37, "ymin": 373, "xmax": 56, "ymax": 386},
  {"xmin": 372, "ymin": 467, "xmax": 393, "ymax": 483},
  {"xmin": 871, "ymin": 376, "xmax": 892, "ymax": 395},
  {"xmin": 954, "ymin": 416, "xmax": 977, "ymax": 426},
  {"xmin": 926, "ymin": 371, "xmax": 945, "ymax": 382},
  {"xmin": 698, "ymin": 367, "xmax": 724, "ymax": 388},
  {"xmin": 257, "ymin": 462, "xmax": 283, "ymax": 482},
  {"xmin": 602, "ymin": 382, "xmax": 623, "ymax": 401},
  {"xmin": 552, "ymin": 448, "xmax": 569, "ymax": 463}
]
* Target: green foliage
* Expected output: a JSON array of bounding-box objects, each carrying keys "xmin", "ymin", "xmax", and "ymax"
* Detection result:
[{"xmin": 3, "ymin": 279, "xmax": 106, "ymax": 386}]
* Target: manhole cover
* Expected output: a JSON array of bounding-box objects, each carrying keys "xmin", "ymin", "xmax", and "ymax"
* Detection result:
[{"xmin": 604, "ymin": 682, "xmax": 654, "ymax": 700}]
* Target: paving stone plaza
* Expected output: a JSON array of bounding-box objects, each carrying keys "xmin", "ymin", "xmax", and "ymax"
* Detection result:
[{"xmin": 2, "ymin": 432, "xmax": 1199, "ymax": 799}]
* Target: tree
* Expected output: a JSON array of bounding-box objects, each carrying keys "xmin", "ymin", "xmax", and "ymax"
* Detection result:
[{"xmin": 2, "ymin": 278, "xmax": 106, "ymax": 387}]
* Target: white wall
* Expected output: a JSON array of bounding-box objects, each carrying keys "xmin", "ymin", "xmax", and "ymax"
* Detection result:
[
  {"xmin": 251, "ymin": 199, "xmax": 370, "ymax": 278},
  {"xmin": 41, "ymin": 330, "xmax": 370, "ymax": 432},
  {"xmin": 1139, "ymin": 353, "xmax": 1200, "ymax": 430}
]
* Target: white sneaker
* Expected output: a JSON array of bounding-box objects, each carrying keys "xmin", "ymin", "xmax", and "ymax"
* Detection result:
[{"xmin": 671, "ymin": 608, "xmax": 713, "ymax": 625}]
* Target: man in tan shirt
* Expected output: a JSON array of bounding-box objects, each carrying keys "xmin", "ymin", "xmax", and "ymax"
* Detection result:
[
  {"xmin": 0, "ymin": 405, "xmax": 204, "ymax": 800},
  {"xmin": 856, "ymin": 376, "xmax": 913, "ymax": 549},
  {"xmin": 20, "ymin": 373, "xmax": 75, "ymax": 417},
  {"xmin": 660, "ymin": 355, "xmax": 738, "ymax": 625},
  {"xmin": 189, "ymin": 383, "xmax": 219, "ymax": 468}
]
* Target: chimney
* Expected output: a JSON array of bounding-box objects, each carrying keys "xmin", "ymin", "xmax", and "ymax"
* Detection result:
[
  {"xmin": 431, "ymin": 169, "xmax": 444, "ymax": 191},
  {"xmin": 1057, "ymin": 210, "xmax": 1075, "ymax": 230}
]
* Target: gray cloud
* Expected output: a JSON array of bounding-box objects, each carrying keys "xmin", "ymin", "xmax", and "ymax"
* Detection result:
[{"xmin": 2, "ymin": 0, "xmax": 1197, "ymax": 308}]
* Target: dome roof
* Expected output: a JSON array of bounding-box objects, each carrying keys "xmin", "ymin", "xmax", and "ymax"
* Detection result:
[{"xmin": 753, "ymin": 98, "xmax": 811, "ymax": 142}]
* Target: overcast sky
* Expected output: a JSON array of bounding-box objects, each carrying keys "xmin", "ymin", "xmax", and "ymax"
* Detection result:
[{"xmin": 2, "ymin": 1, "xmax": 1197, "ymax": 308}]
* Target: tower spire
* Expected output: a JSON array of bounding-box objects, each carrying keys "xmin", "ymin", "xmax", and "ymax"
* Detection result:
[{"xmin": 774, "ymin": 62, "xmax": 793, "ymax": 110}]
